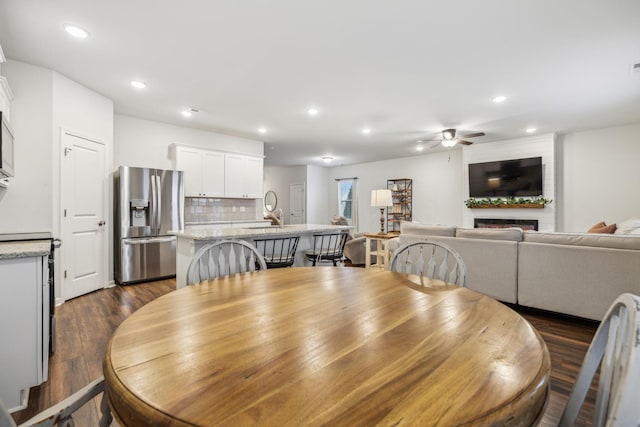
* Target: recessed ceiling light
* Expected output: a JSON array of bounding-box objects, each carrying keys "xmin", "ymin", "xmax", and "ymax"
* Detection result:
[
  {"xmin": 525, "ymin": 127, "xmax": 537, "ymax": 133},
  {"xmin": 416, "ymin": 145, "xmax": 424, "ymax": 152},
  {"xmin": 181, "ymin": 110, "xmax": 193, "ymax": 117},
  {"xmin": 307, "ymin": 107, "xmax": 319, "ymax": 116},
  {"xmin": 130, "ymin": 81, "xmax": 146, "ymax": 89},
  {"xmin": 63, "ymin": 24, "xmax": 89, "ymax": 39},
  {"xmin": 492, "ymin": 95, "xmax": 507, "ymax": 103},
  {"xmin": 322, "ymin": 156, "xmax": 334, "ymax": 163},
  {"xmin": 362, "ymin": 128, "xmax": 371, "ymax": 135},
  {"xmin": 258, "ymin": 127, "xmax": 268, "ymax": 134}
]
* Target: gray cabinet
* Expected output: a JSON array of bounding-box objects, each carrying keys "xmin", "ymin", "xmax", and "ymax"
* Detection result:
[{"xmin": 0, "ymin": 254, "xmax": 49, "ymax": 412}]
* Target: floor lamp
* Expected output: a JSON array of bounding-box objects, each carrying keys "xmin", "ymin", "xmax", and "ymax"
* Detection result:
[{"xmin": 371, "ymin": 189, "xmax": 393, "ymax": 234}]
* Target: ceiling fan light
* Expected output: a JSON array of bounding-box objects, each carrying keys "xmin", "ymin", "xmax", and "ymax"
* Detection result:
[
  {"xmin": 441, "ymin": 139, "xmax": 457, "ymax": 148},
  {"xmin": 442, "ymin": 129, "xmax": 455, "ymax": 140}
]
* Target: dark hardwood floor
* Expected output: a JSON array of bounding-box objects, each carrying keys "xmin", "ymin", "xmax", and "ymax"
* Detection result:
[{"xmin": 11, "ymin": 277, "xmax": 599, "ymax": 426}]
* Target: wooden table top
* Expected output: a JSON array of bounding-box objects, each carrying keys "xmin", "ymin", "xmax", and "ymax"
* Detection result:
[
  {"xmin": 363, "ymin": 232, "xmax": 400, "ymax": 239},
  {"xmin": 104, "ymin": 267, "xmax": 550, "ymax": 426}
]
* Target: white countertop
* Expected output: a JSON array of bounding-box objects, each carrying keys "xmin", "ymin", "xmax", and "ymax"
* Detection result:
[
  {"xmin": 170, "ymin": 224, "xmax": 352, "ymax": 241},
  {"xmin": 0, "ymin": 240, "xmax": 51, "ymax": 259},
  {"xmin": 184, "ymin": 219, "xmax": 271, "ymax": 226}
]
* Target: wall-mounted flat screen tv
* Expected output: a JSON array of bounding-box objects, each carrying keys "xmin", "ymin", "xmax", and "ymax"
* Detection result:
[{"xmin": 468, "ymin": 156, "xmax": 543, "ymax": 197}]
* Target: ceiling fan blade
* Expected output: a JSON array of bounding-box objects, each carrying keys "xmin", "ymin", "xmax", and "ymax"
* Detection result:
[
  {"xmin": 460, "ymin": 132, "xmax": 485, "ymax": 139},
  {"xmin": 458, "ymin": 140, "xmax": 474, "ymax": 145}
]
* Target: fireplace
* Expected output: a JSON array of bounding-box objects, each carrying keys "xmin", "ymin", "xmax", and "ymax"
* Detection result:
[{"xmin": 474, "ymin": 218, "xmax": 539, "ymax": 231}]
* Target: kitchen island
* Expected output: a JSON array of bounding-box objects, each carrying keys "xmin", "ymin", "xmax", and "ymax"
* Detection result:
[{"xmin": 170, "ymin": 224, "xmax": 352, "ymax": 288}]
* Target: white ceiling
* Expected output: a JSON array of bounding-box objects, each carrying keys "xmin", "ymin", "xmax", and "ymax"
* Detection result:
[{"xmin": 1, "ymin": 0, "xmax": 639, "ymax": 167}]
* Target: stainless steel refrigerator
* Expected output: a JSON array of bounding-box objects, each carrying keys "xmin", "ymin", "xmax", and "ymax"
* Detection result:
[{"xmin": 114, "ymin": 166, "xmax": 184, "ymax": 284}]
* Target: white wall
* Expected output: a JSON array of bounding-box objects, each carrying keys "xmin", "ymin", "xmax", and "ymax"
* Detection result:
[
  {"xmin": 559, "ymin": 123, "xmax": 640, "ymax": 232},
  {"xmin": 114, "ymin": 114, "xmax": 264, "ymax": 170},
  {"xmin": 0, "ymin": 61, "xmax": 54, "ymax": 234},
  {"xmin": 263, "ymin": 165, "xmax": 306, "ymax": 223},
  {"xmin": 462, "ymin": 134, "xmax": 556, "ymax": 232},
  {"xmin": 327, "ymin": 150, "xmax": 464, "ymax": 233},
  {"xmin": 52, "ymin": 72, "xmax": 114, "ymax": 291},
  {"xmin": 306, "ymin": 165, "xmax": 329, "ymax": 224},
  {"xmin": 0, "ymin": 61, "xmax": 114, "ymax": 300}
]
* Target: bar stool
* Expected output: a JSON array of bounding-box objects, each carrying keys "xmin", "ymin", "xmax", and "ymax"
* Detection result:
[
  {"xmin": 304, "ymin": 231, "xmax": 349, "ymax": 266},
  {"xmin": 254, "ymin": 235, "xmax": 300, "ymax": 268}
]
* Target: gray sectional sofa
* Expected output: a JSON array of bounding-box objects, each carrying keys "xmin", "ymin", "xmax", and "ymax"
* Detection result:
[{"xmin": 387, "ymin": 222, "xmax": 640, "ymax": 321}]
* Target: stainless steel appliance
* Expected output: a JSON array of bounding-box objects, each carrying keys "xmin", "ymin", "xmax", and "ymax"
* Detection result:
[{"xmin": 114, "ymin": 166, "xmax": 184, "ymax": 284}]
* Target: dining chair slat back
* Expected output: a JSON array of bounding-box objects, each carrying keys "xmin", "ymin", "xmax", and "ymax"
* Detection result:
[
  {"xmin": 187, "ymin": 239, "xmax": 267, "ymax": 285},
  {"xmin": 304, "ymin": 231, "xmax": 349, "ymax": 266},
  {"xmin": 1, "ymin": 376, "xmax": 112, "ymax": 427},
  {"xmin": 253, "ymin": 235, "xmax": 300, "ymax": 268},
  {"xmin": 389, "ymin": 240, "xmax": 467, "ymax": 286},
  {"xmin": 559, "ymin": 292, "xmax": 640, "ymax": 427}
]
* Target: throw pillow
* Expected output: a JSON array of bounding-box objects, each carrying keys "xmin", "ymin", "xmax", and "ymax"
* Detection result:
[
  {"xmin": 587, "ymin": 221, "xmax": 606, "ymax": 233},
  {"xmin": 590, "ymin": 223, "xmax": 617, "ymax": 234},
  {"xmin": 614, "ymin": 218, "xmax": 640, "ymax": 234}
]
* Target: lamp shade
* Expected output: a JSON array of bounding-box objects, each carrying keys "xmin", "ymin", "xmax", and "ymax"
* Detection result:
[{"xmin": 371, "ymin": 189, "xmax": 393, "ymax": 207}]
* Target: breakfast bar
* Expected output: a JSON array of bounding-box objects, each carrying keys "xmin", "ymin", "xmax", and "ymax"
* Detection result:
[{"xmin": 170, "ymin": 224, "xmax": 352, "ymax": 288}]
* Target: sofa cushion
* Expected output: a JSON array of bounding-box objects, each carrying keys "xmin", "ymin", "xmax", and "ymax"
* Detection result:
[
  {"xmin": 455, "ymin": 227, "xmax": 523, "ymax": 242},
  {"xmin": 523, "ymin": 231, "xmax": 640, "ymax": 251},
  {"xmin": 399, "ymin": 222, "xmax": 456, "ymax": 237}
]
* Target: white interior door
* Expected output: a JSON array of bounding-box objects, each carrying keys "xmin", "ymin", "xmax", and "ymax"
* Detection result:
[
  {"xmin": 289, "ymin": 183, "xmax": 305, "ymax": 224},
  {"xmin": 61, "ymin": 132, "xmax": 107, "ymax": 300}
]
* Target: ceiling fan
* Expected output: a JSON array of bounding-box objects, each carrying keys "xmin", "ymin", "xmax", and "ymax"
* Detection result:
[{"xmin": 431, "ymin": 129, "xmax": 485, "ymax": 148}]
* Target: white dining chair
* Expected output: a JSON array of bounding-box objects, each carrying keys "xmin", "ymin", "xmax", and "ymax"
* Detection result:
[
  {"xmin": 186, "ymin": 239, "xmax": 267, "ymax": 285},
  {"xmin": 559, "ymin": 293, "xmax": 640, "ymax": 427},
  {"xmin": 389, "ymin": 240, "xmax": 467, "ymax": 286},
  {"xmin": 0, "ymin": 377, "xmax": 112, "ymax": 427}
]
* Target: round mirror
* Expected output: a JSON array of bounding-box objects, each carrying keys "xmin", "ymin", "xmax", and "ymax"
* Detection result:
[{"xmin": 264, "ymin": 190, "xmax": 277, "ymax": 212}]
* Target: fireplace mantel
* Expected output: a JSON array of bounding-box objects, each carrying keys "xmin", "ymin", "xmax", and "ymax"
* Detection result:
[{"xmin": 468, "ymin": 204, "xmax": 545, "ymax": 209}]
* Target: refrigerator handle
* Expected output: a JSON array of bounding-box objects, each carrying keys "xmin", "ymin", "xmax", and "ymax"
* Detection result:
[
  {"xmin": 150, "ymin": 174, "xmax": 157, "ymax": 234},
  {"xmin": 156, "ymin": 175, "xmax": 162, "ymax": 232}
]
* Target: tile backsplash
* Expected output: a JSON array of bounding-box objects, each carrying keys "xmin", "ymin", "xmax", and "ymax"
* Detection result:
[{"xmin": 185, "ymin": 198, "xmax": 258, "ymax": 223}]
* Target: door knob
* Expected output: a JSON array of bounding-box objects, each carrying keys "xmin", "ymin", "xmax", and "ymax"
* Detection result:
[{"xmin": 98, "ymin": 220, "xmax": 106, "ymax": 226}]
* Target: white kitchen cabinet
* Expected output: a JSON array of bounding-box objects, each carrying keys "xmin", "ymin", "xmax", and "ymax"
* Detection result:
[
  {"xmin": 224, "ymin": 153, "xmax": 263, "ymax": 199},
  {"xmin": 175, "ymin": 146, "xmax": 225, "ymax": 197},
  {"xmin": 0, "ymin": 254, "xmax": 49, "ymax": 412},
  {"xmin": 202, "ymin": 151, "xmax": 225, "ymax": 196}
]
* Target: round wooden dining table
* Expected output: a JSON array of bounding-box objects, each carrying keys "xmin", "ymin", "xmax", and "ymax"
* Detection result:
[{"xmin": 103, "ymin": 267, "xmax": 550, "ymax": 426}]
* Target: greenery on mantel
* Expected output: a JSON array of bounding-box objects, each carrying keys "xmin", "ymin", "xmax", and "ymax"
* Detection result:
[{"xmin": 464, "ymin": 197, "xmax": 553, "ymax": 208}]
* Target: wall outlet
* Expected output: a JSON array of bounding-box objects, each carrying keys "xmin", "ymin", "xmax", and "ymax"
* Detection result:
[
  {"xmin": 240, "ymin": 206, "xmax": 246, "ymax": 212},
  {"xmin": 232, "ymin": 206, "xmax": 237, "ymax": 212}
]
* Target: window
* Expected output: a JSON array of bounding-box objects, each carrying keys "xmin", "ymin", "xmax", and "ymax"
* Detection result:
[{"xmin": 337, "ymin": 178, "xmax": 358, "ymax": 228}]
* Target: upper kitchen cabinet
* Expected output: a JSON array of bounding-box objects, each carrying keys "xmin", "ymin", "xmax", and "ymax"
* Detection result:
[
  {"xmin": 224, "ymin": 153, "xmax": 263, "ymax": 198},
  {"xmin": 174, "ymin": 146, "xmax": 225, "ymax": 197}
]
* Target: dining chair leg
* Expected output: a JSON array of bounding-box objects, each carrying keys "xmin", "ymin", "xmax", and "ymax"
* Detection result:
[{"xmin": 99, "ymin": 392, "xmax": 113, "ymax": 427}]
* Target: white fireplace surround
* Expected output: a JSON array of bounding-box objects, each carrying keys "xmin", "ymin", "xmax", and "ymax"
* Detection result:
[{"xmin": 462, "ymin": 134, "xmax": 556, "ymax": 232}]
